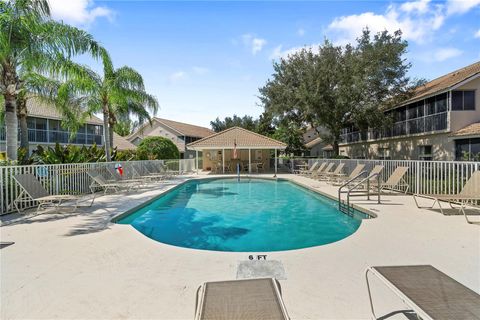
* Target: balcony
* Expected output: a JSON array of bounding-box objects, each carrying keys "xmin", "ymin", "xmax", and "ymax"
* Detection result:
[
  {"xmin": 0, "ymin": 127, "xmax": 103, "ymax": 146},
  {"xmin": 340, "ymin": 112, "xmax": 448, "ymax": 144}
]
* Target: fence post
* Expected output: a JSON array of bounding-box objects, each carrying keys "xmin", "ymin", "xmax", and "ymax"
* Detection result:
[{"xmin": 415, "ymin": 161, "xmax": 420, "ymax": 194}]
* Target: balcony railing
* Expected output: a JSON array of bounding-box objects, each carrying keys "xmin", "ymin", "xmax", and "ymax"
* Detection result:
[
  {"xmin": 0, "ymin": 128, "xmax": 103, "ymax": 146},
  {"xmin": 341, "ymin": 112, "xmax": 448, "ymax": 144}
]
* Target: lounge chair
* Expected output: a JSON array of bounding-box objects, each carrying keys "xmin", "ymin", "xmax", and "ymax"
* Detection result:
[
  {"xmin": 106, "ymin": 166, "xmax": 147, "ymax": 184},
  {"xmin": 330, "ymin": 163, "xmax": 365, "ymax": 185},
  {"xmin": 88, "ymin": 171, "xmax": 139, "ymax": 196},
  {"xmin": 365, "ymin": 265, "xmax": 480, "ymax": 320},
  {"xmin": 194, "ymin": 278, "xmax": 290, "ymax": 320},
  {"xmin": 297, "ymin": 162, "xmax": 319, "ymax": 175},
  {"xmin": 321, "ymin": 163, "xmax": 345, "ymax": 181},
  {"xmin": 313, "ymin": 162, "xmax": 334, "ymax": 179},
  {"xmin": 12, "ymin": 174, "xmax": 82, "ymax": 213},
  {"xmin": 413, "ymin": 170, "xmax": 480, "ymax": 224},
  {"xmin": 308, "ymin": 162, "xmax": 326, "ymax": 178},
  {"xmin": 367, "ymin": 166, "xmax": 409, "ymax": 193}
]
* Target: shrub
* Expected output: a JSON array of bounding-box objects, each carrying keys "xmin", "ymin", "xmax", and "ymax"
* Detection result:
[
  {"xmin": 115, "ymin": 149, "xmax": 138, "ymax": 161},
  {"xmin": 137, "ymin": 137, "xmax": 179, "ymax": 160}
]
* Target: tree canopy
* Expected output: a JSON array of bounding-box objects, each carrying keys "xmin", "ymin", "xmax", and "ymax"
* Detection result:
[
  {"xmin": 137, "ymin": 137, "xmax": 179, "ymax": 160},
  {"xmin": 259, "ymin": 29, "xmax": 421, "ymax": 155}
]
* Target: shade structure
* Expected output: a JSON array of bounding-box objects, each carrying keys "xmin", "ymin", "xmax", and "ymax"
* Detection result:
[{"xmin": 187, "ymin": 127, "xmax": 287, "ymax": 174}]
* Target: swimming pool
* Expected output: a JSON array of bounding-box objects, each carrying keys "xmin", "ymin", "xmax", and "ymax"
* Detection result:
[{"xmin": 116, "ymin": 178, "xmax": 371, "ymax": 252}]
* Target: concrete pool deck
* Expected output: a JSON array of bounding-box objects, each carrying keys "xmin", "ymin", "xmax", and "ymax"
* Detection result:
[{"xmin": 1, "ymin": 173, "xmax": 479, "ymax": 319}]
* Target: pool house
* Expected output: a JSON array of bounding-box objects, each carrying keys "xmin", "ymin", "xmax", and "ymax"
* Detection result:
[{"xmin": 186, "ymin": 126, "xmax": 287, "ymax": 174}]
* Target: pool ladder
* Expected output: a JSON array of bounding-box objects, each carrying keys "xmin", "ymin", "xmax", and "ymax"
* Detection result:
[{"xmin": 338, "ymin": 171, "xmax": 381, "ymax": 216}]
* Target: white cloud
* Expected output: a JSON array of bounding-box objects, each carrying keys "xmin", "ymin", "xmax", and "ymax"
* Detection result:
[
  {"xmin": 446, "ymin": 0, "xmax": 480, "ymax": 15},
  {"xmin": 327, "ymin": 1, "xmax": 446, "ymax": 45},
  {"xmin": 297, "ymin": 28, "xmax": 305, "ymax": 36},
  {"xmin": 475, "ymin": 29, "xmax": 480, "ymax": 38},
  {"xmin": 192, "ymin": 67, "xmax": 209, "ymax": 75},
  {"xmin": 242, "ymin": 34, "xmax": 267, "ymax": 55},
  {"xmin": 49, "ymin": 0, "xmax": 113, "ymax": 26},
  {"xmin": 400, "ymin": 0, "xmax": 431, "ymax": 13},
  {"xmin": 168, "ymin": 71, "xmax": 188, "ymax": 84},
  {"xmin": 433, "ymin": 48, "xmax": 463, "ymax": 61}
]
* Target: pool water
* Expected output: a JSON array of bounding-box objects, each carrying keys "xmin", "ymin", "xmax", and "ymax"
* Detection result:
[{"xmin": 116, "ymin": 178, "xmax": 369, "ymax": 252}]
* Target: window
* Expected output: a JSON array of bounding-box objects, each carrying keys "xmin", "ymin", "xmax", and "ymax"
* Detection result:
[
  {"xmin": 455, "ymin": 138, "xmax": 480, "ymax": 161},
  {"xmin": 435, "ymin": 93, "xmax": 447, "ymax": 112},
  {"xmin": 418, "ymin": 145, "xmax": 432, "ymax": 161},
  {"xmin": 452, "ymin": 90, "xmax": 475, "ymax": 111}
]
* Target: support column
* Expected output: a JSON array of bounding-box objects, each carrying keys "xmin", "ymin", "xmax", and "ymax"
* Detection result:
[
  {"xmin": 274, "ymin": 148, "xmax": 278, "ymax": 176},
  {"xmin": 248, "ymin": 148, "xmax": 251, "ymax": 174},
  {"xmin": 222, "ymin": 148, "xmax": 225, "ymax": 174},
  {"xmin": 195, "ymin": 150, "xmax": 198, "ymax": 174}
]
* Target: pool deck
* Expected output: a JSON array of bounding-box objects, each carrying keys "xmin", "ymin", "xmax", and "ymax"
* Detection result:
[{"xmin": 1, "ymin": 173, "xmax": 479, "ymax": 319}]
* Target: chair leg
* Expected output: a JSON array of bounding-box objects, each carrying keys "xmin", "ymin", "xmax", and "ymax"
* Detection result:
[{"xmin": 365, "ymin": 268, "xmax": 378, "ymax": 320}]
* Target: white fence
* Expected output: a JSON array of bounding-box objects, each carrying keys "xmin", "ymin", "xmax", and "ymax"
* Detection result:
[
  {"xmin": 0, "ymin": 159, "xmax": 196, "ymax": 215},
  {"xmin": 291, "ymin": 158, "xmax": 480, "ymax": 195}
]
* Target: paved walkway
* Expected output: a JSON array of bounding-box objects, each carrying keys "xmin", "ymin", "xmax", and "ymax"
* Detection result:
[{"xmin": 1, "ymin": 174, "xmax": 479, "ymax": 319}]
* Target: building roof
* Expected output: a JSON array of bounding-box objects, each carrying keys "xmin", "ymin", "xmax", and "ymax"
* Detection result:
[
  {"xmin": 187, "ymin": 127, "xmax": 287, "ymax": 150},
  {"xmin": 153, "ymin": 118, "xmax": 214, "ymax": 138},
  {"xmin": 305, "ymin": 137, "xmax": 323, "ymax": 148},
  {"xmin": 27, "ymin": 98, "xmax": 103, "ymax": 125},
  {"xmin": 450, "ymin": 122, "xmax": 480, "ymax": 138},
  {"xmin": 113, "ymin": 133, "xmax": 137, "ymax": 150},
  {"xmin": 404, "ymin": 61, "xmax": 480, "ymax": 104}
]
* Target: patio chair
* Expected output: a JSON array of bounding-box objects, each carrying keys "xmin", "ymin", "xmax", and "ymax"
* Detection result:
[
  {"xmin": 308, "ymin": 162, "xmax": 327, "ymax": 178},
  {"xmin": 413, "ymin": 170, "xmax": 480, "ymax": 224},
  {"xmin": 330, "ymin": 163, "xmax": 365, "ymax": 185},
  {"xmin": 297, "ymin": 162, "xmax": 319, "ymax": 175},
  {"xmin": 194, "ymin": 278, "xmax": 290, "ymax": 320},
  {"xmin": 12, "ymin": 174, "xmax": 82, "ymax": 213},
  {"xmin": 106, "ymin": 166, "xmax": 147, "ymax": 184},
  {"xmin": 365, "ymin": 265, "xmax": 480, "ymax": 320},
  {"xmin": 321, "ymin": 163, "xmax": 345, "ymax": 181},
  {"xmin": 313, "ymin": 162, "xmax": 335, "ymax": 180},
  {"xmin": 367, "ymin": 166, "xmax": 409, "ymax": 194},
  {"xmin": 87, "ymin": 171, "xmax": 139, "ymax": 196}
]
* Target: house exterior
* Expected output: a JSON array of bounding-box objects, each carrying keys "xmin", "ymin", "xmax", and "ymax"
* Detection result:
[
  {"xmin": 303, "ymin": 127, "xmax": 333, "ymax": 158},
  {"xmin": 0, "ymin": 99, "xmax": 136, "ymax": 156},
  {"xmin": 186, "ymin": 126, "xmax": 287, "ymax": 173},
  {"xmin": 339, "ymin": 61, "xmax": 480, "ymax": 161},
  {"xmin": 127, "ymin": 118, "xmax": 214, "ymax": 158}
]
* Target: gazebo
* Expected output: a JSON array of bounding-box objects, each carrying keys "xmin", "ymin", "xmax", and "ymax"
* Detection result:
[{"xmin": 186, "ymin": 127, "xmax": 287, "ymax": 174}]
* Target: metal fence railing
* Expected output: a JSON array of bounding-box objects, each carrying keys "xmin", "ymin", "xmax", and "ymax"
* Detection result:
[
  {"xmin": 290, "ymin": 158, "xmax": 480, "ymax": 195},
  {"xmin": 0, "ymin": 159, "xmax": 196, "ymax": 215}
]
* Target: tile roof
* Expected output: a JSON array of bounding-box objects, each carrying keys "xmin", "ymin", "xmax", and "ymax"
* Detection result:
[
  {"xmin": 113, "ymin": 133, "xmax": 137, "ymax": 150},
  {"xmin": 154, "ymin": 117, "xmax": 214, "ymax": 138},
  {"xmin": 450, "ymin": 122, "xmax": 480, "ymax": 138},
  {"xmin": 404, "ymin": 61, "xmax": 480, "ymax": 104},
  {"xmin": 27, "ymin": 98, "xmax": 103, "ymax": 125},
  {"xmin": 187, "ymin": 127, "xmax": 287, "ymax": 149},
  {"xmin": 305, "ymin": 137, "xmax": 323, "ymax": 148}
]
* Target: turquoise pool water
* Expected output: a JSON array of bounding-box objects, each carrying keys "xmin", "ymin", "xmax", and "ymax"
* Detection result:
[{"xmin": 116, "ymin": 178, "xmax": 369, "ymax": 252}]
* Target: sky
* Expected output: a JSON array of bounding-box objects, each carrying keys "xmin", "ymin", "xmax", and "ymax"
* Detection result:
[{"xmin": 48, "ymin": 0, "xmax": 480, "ymax": 128}]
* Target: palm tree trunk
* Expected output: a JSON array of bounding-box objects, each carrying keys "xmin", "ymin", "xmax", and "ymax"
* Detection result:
[
  {"xmin": 17, "ymin": 96, "xmax": 29, "ymax": 152},
  {"xmin": 102, "ymin": 108, "xmax": 111, "ymax": 162},
  {"xmin": 108, "ymin": 112, "xmax": 116, "ymax": 149},
  {"xmin": 4, "ymin": 94, "xmax": 18, "ymax": 161}
]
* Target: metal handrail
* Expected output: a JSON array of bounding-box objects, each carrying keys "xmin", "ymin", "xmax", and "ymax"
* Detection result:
[{"xmin": 338, "ymin": 171, "xmax": 381, "ymax": 215}]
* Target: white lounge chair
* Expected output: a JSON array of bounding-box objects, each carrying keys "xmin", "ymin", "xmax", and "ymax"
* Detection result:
[
  {"xmin": 297, "ymin": 162, "xmax": 319, "ymax": 175},
  {"xmin": 413, "ymin": 170, "xmax": 480, "ymax": 224},
  {"xmin": 195, "ymin": 278, "xmax": 290, "ymax": 320},
  {"xmin": 12, "ymin": 174, "xmax": 82, "ymax": 213},
  {"xmin": 313, "ymin": 162, "xmax": 334, "ymax": 179},
  {"xmin": 88, "ymin": 171, "xmax": 140, "ymax": 196}
]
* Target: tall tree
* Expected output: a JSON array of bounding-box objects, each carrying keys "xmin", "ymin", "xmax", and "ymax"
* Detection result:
[
  {"xmin": 259, "ymin": 29, "xmax": 419, "ymax": 155},
  {"xmin": 210, "ymin": 114, "xmax": 259, "ymax": 132},
  {"xmin": 78, "ymin": 51, "xmax": 158, "ymax": 161},
  {"xmin": 0, "ymin": 0, "xmax": 100, "ymax": 160}
]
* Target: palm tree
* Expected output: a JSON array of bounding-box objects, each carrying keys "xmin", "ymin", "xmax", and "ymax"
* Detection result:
[
  {"xmin": 0, "ymin": 0, "xmax": 100, "ymax": 160},
  {"xmin": 80, "ymin": 52, "xmax": 158, "ymax": 161}
]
